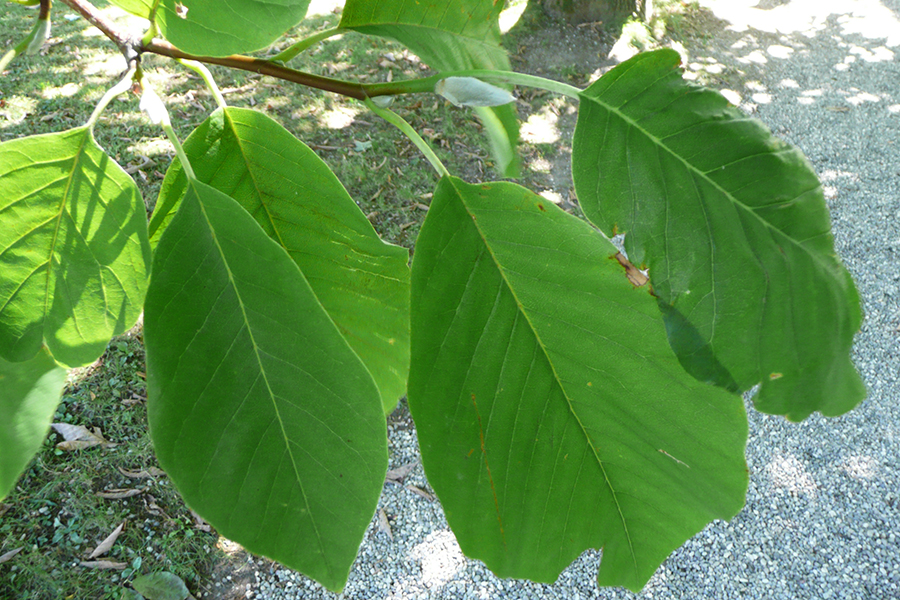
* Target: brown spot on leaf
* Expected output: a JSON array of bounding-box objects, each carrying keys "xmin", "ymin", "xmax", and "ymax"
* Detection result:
[
  {"xmin": 537, "ymin": 203, "xmax": 546, "ymax": 211},
  {"xmin": 610, "ymin": 252, "xmax": 649, "ymax": 287}
]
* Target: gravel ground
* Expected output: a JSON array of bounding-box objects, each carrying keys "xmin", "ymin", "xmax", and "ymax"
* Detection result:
[{"xmin": 241, "ymin": 2, "xmax": 900, "ymax": 598}]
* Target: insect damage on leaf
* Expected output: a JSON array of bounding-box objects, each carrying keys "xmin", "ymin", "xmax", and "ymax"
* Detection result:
[{"xmin": 611, "ymin": 253, "xmax": 649, "ymax": 288}]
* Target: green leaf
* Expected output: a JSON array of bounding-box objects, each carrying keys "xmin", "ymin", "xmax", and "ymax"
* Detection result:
[
  {"xmin": 0, "ymin": 128, "xmax": 151, "ymax": 368},
  {"xmin": 156, "ymin": 0, "xmax": 310, "ymax": 56},
  {"xmin": 107, "ymin": 0, "xmax": 155, "ymax": 19},
  {"xmin": 340, "ymin": 0, "xmax": 506, "ymax": 72},
  {"xmin": 131, "ymin": 572, "xmax": 189, "ymax": 600},
  {"xmin": 573, "ymin": 49, "xmax": 864, "ymax": 421},
  {"xmin": 119, "ymin": 588, "xmax": 145, "ymax": 600},
  {"xmin": 145, "ymin": 179, "xmax": 388, "ymax": 592},
  {"xmin": 408, "ymin": 177, "xmax": 748, "ymax": 590},
  {"xmin": 340, "ymin": 0, "xmax": 520, "ymax": 176},
  {"xmin": 0, "ymin": 347, "xmax": 66, "ymax": 501},
  {"xmin": 150, "ymin": 107, "xmax": 410, "ymax": 411},
  {"xmin": 474, "ymin": 104, "xmax": 521, "ymax": 178}
]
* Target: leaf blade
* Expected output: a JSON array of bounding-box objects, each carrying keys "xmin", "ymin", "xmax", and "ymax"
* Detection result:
[
  {"xmin": 107, "ymin": 0, "xmax": 155, "ymax": 19},
  {"xmin": 131, "ymin": 571, "xmax": 189, "ymax": 600},
  {"xmin": 156, "ymin": 0, "xmax": 310, "ymax": 56},
  {"xmin": 0, "ymin": 128, "xmax": 151, "ymax": 367},
  {"xmin": 0, "ymin": 348, "xmax": 67, "ymax": 501},
  {"xmin": 408, "ymin": 177, "xmax": 748, "ymax": 590},
  {"xmin": 145, "ymin": 180, "xmax": 387, "ymax": 592},
  {"xmin": 572, "ymin": 49, "xmax": 864, "ymax": 420},
  {"xmin": 150, "ymin": 107, "xmax": 410, "ymax": 411}
]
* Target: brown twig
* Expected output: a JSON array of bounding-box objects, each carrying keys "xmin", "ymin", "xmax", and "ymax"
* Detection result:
[
  {"xmin": 142, "ymin": 39, "xmax": 368, "ymax": 100},
  {"xmin": 56, "ymin": 0, "xmax": 370, "ymax": 99}
]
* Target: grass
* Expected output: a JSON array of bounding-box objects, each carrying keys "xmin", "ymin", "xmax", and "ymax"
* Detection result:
[
  {"xmin": 0, "ymin": 2, "xmax": 596, "ymax": 598},
  {"xmin": 0, "ymin": 329, "xmax": 221, "ymax": 600}
]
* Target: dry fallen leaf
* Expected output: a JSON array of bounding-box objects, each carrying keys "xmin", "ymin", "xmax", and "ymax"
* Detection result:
[
  {"xmin": 96, "ymin": 488, "xmax": 144, "ymax": 500},
  {"xmin": 405, "ymin": 485, "xmax": 435, "ymax": 501},
  {"xmin": 0, "ymin": 547, "xmax": 23, "ymax": 563},
  {"xmin": 51, "ymin": 423, "xmax": 114, "ymax": 451},
  {"xmin": 117, "ymin": 466, "xmax": 166, "ymax": 479},
  {"xmin": 142, "ymin": 494, "xmax": 170, "ymax": 519},
  {"xmin": 189, "ymin": 509, "xmax": 211, "ymax": 532},
  {"xmin": 385, "ymin": 460, "xmax": 419, "ymax": 484},
  {"xmin": 0, "ymin": 503, "xmax": 11, "ymax": 518},
  {"xmin": 88, "ymin": 522, "xmax": 125, "ymax": 558},
  {"xmin": 80, "ymin": 560, "xmax": 127, "ymax": 570},
  {"xmin": 377, "ymin": 508, "xmax": 393, "ymax": 541},
  {"xmin": 120, "ymin": 394, "xmax": 144, "ymax": 407}
]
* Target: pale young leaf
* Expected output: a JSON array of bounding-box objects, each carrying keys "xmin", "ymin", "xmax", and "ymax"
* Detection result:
[{"xmin": 435, "ymin": 77, "xmax": 515, "ymax": 108}]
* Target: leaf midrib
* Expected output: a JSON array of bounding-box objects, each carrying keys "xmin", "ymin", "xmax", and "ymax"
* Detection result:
[
  {"xmin": 449, "ymin": 178, "xmax": 639, "ymax": 575},
  {"xmin": 43, "ymin": 128, "xmax": 97, "ymax": 347},
  {"xmin": 582, "ymin": 86, "xmax": 837, "ymax": 277},
  {"xmin": 190, "ymin": 182, "xmax": 333, "ymax": 579}
]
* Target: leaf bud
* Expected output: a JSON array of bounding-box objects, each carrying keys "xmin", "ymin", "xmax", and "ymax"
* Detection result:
[
  {"xmin": 139, "ymin": 86, "xmax": 171, "ymax": 127},
  {"xmin": 434, "ymin": 77, "xmax": 515, "ymax": 108}
]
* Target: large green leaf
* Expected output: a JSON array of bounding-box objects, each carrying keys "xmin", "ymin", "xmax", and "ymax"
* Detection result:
[
  {"xmin": 156, "ymin": 0, "xmax": 310, "ymax": 56},
  {"xmin": 408, "ymin": 176, "xmax": 748, "ymax": 590},
  {"xmin": 144, "ymin": 179, "xmax": 387, "ymax": 592},
  {"xmin": 340, "ymin": 0, "xmax": 520, "ymax": 176},
  {"xmin": 150, "ymin": 107, "xmax": 410, "ymax": 411},
  {"xmin": 340, "ymin": 0, "xmax": 507, "ymax": 73},
  {"xmin": 573, "ymin": 49, "xmax": 864, "ymax": 421},
  {"xmin": 0, "ymin": 348, "xmax": 67, "ymax": 501},
  {"xmin": 0, "ymin": 128, "xmax": 151, "ymax": 368},
  {"xmin": 474, "ymin": 104, "xmax": 521, "ymax": 179}
]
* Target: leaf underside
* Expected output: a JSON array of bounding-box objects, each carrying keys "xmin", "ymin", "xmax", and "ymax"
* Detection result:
[
  {"xmin": 0, "ymin": 128, "xmax": 150, "ymax": 368},
  {"xmin": 150, "ymin": 107, "xmax": 410, "ymax": 411},
  {"xmin": 0, "ymin": 348, "xmax": 67, "ymax": 501},
  {"xmin": 156, "ymin": 0, "xmax": 311, "ymax": 56},
  {"xmin": 573, "ymin": 49, "xmax": 864, "ymax": 421},
  {"xmin": 145, "ymin": 180, "xmax": 387, "ymax": 592},
  {"xmin": 409, "ymin": 176, "xmax": 748, "ymax": 591}
]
